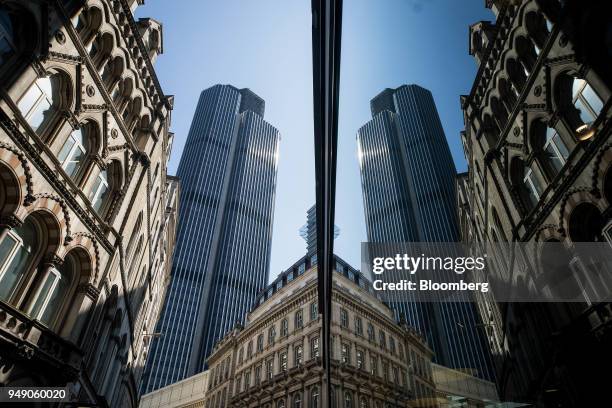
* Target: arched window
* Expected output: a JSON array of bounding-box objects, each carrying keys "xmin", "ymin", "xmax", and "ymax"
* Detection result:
[
  {"xmin": 525, "ymin": 11, "xmax": 551, "ymax": 52},
  {"xmin": 490, "ymin": 97, "xmax": 508, "ymax": 130},
  {"xmin": 89, "ymin": 32, "xmax": 113, "ymax": 69},
  {"xmin": 293, "ymin": 392, "xmax": 302, "ymax": 408},
  {"xmin": 481, "ymin": 113, "xmax": 499, "ymax": 149},
  {"xmin": 294, "ymin": 308, "xmax": 303, "ymax": 329},
  {"xmin": 277, "ymin": 399, "xmax": 285, "ymax": 408},
  {"xmin": 101, "ymin": 56, "xmax": 123, "ymax": 89},
  {"xmin": 498, "ymin": 78, "xmax": 517, "ymax": 111},
  {"xmin": 510, "ymin": 156, "xmax": 542, "ymax": 211},
  {"xmin": 18, "ymin": 74, "xmax": 69, "ymax": 133},
  {"xmin": 531, "ymin": 121, "xmax": 570, "ymax": 177},
  {"xmin": 90, "ymin": 168, "xmax": 109, "ymax": 213},
  {"xmin": 0, "ymin": 217, "xmax": 38, "ymax": 302},
  {"xmin": 28, "ymin": 252, "xmax": 74, "ymax": 326},
  {"xmin": 281, "ymin": 318, "xmax": 289, "ymax": 336},
  {"xmin": 516, "ymin": 36, "xmax": 538, "ymax": 75},
  {"xmin": 73, "ymin": 6, "xmax": 103, "ymax": 46},
  {"xmin": 571, "ymin": 78, "xmax": 604, "ymax": 126},
  {"xmin": 311, "ymin": 386, "xmax": 319, "ymax": 408},
  {"xmin": 344, "ymin": 392, "xmax": 353, "ymax": 408},
  {"xmin": 58, "ymin": 124, "xmax": 95, "ymax": 180},
  {"xmin": 294, "ymin": 344, "xmax": 303, "ymax": 366},
  {"xmin": 506, "ymin": 58, "xmax": 527, "ymax": 92},
  {"xmin": 556, "ymin": 74, "xmax": 605, "ymax": 134},
  {"xmin": 360, "ymin": 396, "xmax": 368, "ymax": 408},
  {"xmin": 111, "ymin": 77, "xmax": 133, "ymax": 110},
  {"xmin": 268, "ymin": 325, "xmax": 276, "ymax": 345}
]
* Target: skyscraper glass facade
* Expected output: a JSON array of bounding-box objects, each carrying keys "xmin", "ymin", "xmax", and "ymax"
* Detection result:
[
  {"xmin": 357, "ymin": 84, "xmax": 494, "ymax": 380},
  {"xmin": 141, "ymin": 85, "xmax": 280, "ymax": 393}
]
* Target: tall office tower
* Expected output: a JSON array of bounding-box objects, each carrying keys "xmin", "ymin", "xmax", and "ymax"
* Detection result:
[
  {"xmin": 141, "ymin": 85, "xmax": 280, "ymax": 392},
  {"xmin": 299, "ymin": 204, "xmax": 340, "ymax": 256},
  {"xmin": 357, "ymin": 85, "xmax": 494, "ymax": 380}
]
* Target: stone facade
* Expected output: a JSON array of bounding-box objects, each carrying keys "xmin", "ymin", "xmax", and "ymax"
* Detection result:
[
  {"xmin": 205, "ymin": 256, "xmax": 437, "ymax": 408},
  {"xmin": 458, "ymin": 0, "xmax": 611, "ymax": 404},
  {"xmin": 0, "ymin": 0, "xmax": 177, "ymax": 406}
]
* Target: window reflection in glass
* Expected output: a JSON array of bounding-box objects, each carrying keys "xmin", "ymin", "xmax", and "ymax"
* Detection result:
[
  {"xmin": 28, "ymin": 255, "xmax": 72, "ymax": 325},
  {"xmin": 543, "ymin": 127, "xmax": 569, "ymax": 174},
  {"xmin": 18, "ymin": 76, "xmax": 55, "ymax": 132},
  {"xmin": 58, "ymin": 128, "xmax": 87, "ymax": 179},
  {"xmin": 0, "ymin": 218, "xmax": 38, "ymax": 301},
  {"xmin": 90, "ymin": 169, "xmax": 110, "ymax": 213},
  {"xmin": 572, "ymin": 78, "xmax": 604, "ymax": 125}
]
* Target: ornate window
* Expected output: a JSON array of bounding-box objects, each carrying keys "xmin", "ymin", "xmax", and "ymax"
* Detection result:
[
  {"xmin": 294, "ymin": 344, "xmax": 303, "ymax": 366},
  {"xmin": 294, "ymin": 308, "xmax": 303, "ymax": 329},
  {"xmin": 58, "ymin": 126, "xmax": 89, "ymax": 180},
  {"xmin": 340, "ymin": 308, "xmax": 348, "ymax": 327},
  {"xmin": 379, "ymin": 329, "xmax": 386, "ymax": 349},
  {"xmin": 280, "ymin": 350, "xmax": 288, "ymax": 371},
  {"xmin": 310, "ymin": 301, "xmax": 318, "ymax": 320},
  {"xmin": 293, "ymin": 393, "xmax": 302, "ymax": 408},
  {"xmin": 354, "ymin": 316, "xmax": 363, "ymax": 335},
  {"xmin": 311, "ymin": 336, "xmax": 319, "ymax": 358},
  {"xmin": 277, "ymin": 399, "xmax": 285, "ymax": 408},
  {"xmin": 341, "ymin": 343, "xmax": 350, "ymax": 364},
  {"xmin": 531, "ymin": 121, "xmax": 570, "ymax": 177},
  {"xmin": 344, "ymin": 392, "xmax": 353, "ymax": 408},
  {"xmin": 571, "ymin": 78, "xmax": 604, "ymax": 126},
  {"xmin": 360, "ymin": 397, "xmax": 368, "ymax": 408},
  {"xmin": 266, "ymin": 359, "xmax": 273, "ymax": 380},
  {"xmin": 90, "ymin": 168, "xmax": 110, "ymax": 213},
  {"xmin": 281, "ymin": 318, "xmax": 289, "ymax": 336},
  {"xmin": 268, "ymin": 325, "xmax": 276, "ymax": 345},
  {"xmin": 356, "ymin": 349, "xmax": 364, "ymax": 369},
  {"xmin": 523, "ymin": 165, "xmax": 543, "ymax": 208},
  {"xmin": 257, "ymin": 333, "xmax": 264, "ymax": 352},
  {"xmin": 367, "ymin": 323, "xmax": 375, "ymax": 341},
  {"xmin": 0, "ymin": 217, "xmax": 38, "ymax": 302},
  {"xmin": 18, "ymin": 75, "xmax": 64, "ymax": 133},
  {"xmin": 28, "ymin": 255, "xmax": 74, "ymax": 326},
  {"xmin": 311, "ymin": 386, "xmax": 319, "ymax": 408}
]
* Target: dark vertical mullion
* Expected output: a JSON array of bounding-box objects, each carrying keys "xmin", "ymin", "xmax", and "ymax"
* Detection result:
[{"xmin": 311, "ymin": 0, "xmax": 342, "ymax": 406}]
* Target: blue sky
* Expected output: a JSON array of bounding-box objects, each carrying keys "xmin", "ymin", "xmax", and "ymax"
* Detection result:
[{"xmin": 136, "ymin": 1, "xmax": 493, "ymax": 282}]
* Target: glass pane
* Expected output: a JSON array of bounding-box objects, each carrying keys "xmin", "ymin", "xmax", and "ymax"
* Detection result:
[
  {"xmin": 17, "ymin": 84, "xmax": 42, "ymax": 117},
  {"xmin": 39, "ymin": 260, "xmax": 72, "ymax": 325},
  {"xmin": 0, "ymin": 234, "xmax": 18, "ymax": 300},
  {"xmin": 28, "ymin": 271, "xmax": 57, "ymax": 320},
  {"xmin": 552, "ymin": 132, "xmax": 570, "ymax": 160},
  {"xmin": 0, "ymin": 220, "xmax": 37, "ymax": 300},
  {"xmin": 572, "ymin": 78, "xmax": 586, "ymax": 99},
  {"xmin": 582, "ymin": 84, "xmax": 604, "ymax": 116},
  {"xmin": 544, "ymin": 143, "xmax": 563, "ymax": 174},
  {"xmin": 58, "ymin": 134, "xmax": 77, "ymax": 164},
  {"xmin": 574, "ymin": 97, "xmax": 595, "ymax": 125},
  {"xmin": 28, "ymin": 98, "xmax": 51, "ymax": 132}
]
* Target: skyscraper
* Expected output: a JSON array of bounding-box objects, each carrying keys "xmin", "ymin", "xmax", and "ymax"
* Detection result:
[
  {"xmin": 357, "ymin": 85, "xmax": 494, "ymax": 380},
  {"xmin": 299, "ymin": 204, "xmax": 339, "ymax": 257},
  {"xmin": 141, "ymin": 85, "xmax": 280, "ymax": 393}
]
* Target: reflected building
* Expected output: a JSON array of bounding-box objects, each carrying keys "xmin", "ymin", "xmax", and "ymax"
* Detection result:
[
  {"xmin": 141, "ymin": 85, "xmax": 280, "ymax": 393},
  {"xmin": 357, "ymin": 85, "xmax": 495, "ymax": 381},
  {"xmin": 458, "ymin": 0, "xmax": 611, "ymax": 405}
]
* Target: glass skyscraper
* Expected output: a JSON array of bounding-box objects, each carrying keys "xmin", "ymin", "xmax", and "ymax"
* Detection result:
[
  {"xmin": 141, "ymin": 85, "xmax": 280, "ymax": 393},
  {"xmin": 357, "ymin": 84, "xmax": 494, "ymax": 380}
]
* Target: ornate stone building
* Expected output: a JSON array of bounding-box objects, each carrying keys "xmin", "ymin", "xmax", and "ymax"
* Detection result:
[
  {"xmin": 458, "ymin": 0, "xmax": 611, "ymax": 405},
  {"xmin": 0, "ymin": 0, "xmax": 177, "ymax": 406},
  {"xmin": 205, "ymin": 256, "xmax": 437, "ymax": 408}
]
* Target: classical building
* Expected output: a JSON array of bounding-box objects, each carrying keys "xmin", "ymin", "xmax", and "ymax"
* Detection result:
[
  {"xmin": 357, "ymin": 85, "xmax": 494, "ymax": 382},
  {"xmin": 0, "ymin": 0, "xmax": 177, "ymax": 406},
  {"xmin": 458, "ymin": 0, "xmax": 611, "ymax": 404},
  {"xmin": 139, "ymin": 370, "xmax": 209, "ymax": 408},
  {"xmin": 142, "ymin": 84, "xmax": 281, "ymax": 393},
  {"xmin": 205, "ymin": 255, "xmax": 437, "ymax": 408}
]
